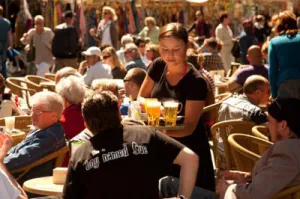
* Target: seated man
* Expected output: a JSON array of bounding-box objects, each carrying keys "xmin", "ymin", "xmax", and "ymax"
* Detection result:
[
  {"xmin": 0, "ymin": 134, "xmax": 27, "ymax": 199},
  {"xmin": 4, "ymin": 92, "xmax": 66, "ymax": 184},
  {"xmin": 121, "ymin": 68, "xmax": 146, "ymax": 115},
  {"xmin": 63, "ymin": 91, "xmax": 198, "ymax": 199},
  {"xmin": 78, "ymin": 47, "xmax": 112, "ymax": 86},
  {"xmin": 217, "ymin": 98, "xmax": 300, "ymax": 199},
  {"xmin": 227, "ymin": 45, "xmax": 269, "ymax": 92},
  {"xmin": 124, "ymin": 43, "xmax": 147, "ymax": 71},
  {"xmin": 218, "ymin": 75, "xmax": 269, "ymax": 125}
]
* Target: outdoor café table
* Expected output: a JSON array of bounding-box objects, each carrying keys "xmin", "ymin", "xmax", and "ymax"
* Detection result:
[{"xmin": 23, "ymin": 176, "xmax": 64, "ymax": 197}]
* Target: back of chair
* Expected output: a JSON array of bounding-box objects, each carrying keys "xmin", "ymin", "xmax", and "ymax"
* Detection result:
[
  {"xmin": 211, "ymin": 120, "xmax": 255, "ymax": 170},
  {"xmin": 272, "ymin": 185, "xmax": 300, "ymax": 199},
  {"xmin": 252, "ymin": 126, "xmax": 269, "ymax": 140},
  {"xmin": 15, "ymin": 116, "xmax": 32, "ymax": 134},
  {"xmin": 6, "ymin": 78, "xmax": 36, "ymax": 109},
  {"xmin": 25, "ymin": 75, "xmax": 52, "ymax": 92},
  {"xmin": 10, "ymin": 145, "xmax": 69, "ymax": 182},
  {"xmin": 45, "ymin": 73, "xmax": 56, "ymax": 81},
  {"xmin": 228, "ymin": 134, "xmax": 273, "ymax": 172}
]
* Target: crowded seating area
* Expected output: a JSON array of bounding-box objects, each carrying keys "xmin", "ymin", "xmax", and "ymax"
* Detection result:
[{"xmin": 0, "ymin": 0, "xmax": 300, "ymax": 198}]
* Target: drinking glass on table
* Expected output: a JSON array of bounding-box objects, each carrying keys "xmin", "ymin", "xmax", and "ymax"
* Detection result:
[
  {"xmin": 147, "ymin": 101, "xmax": 161, "ymax": 126},
  {"xmin": 163, "ymin": 101, "xmax": 183, "ymax": 127},
  {"xmin": 5, "ymin": 117, "xmax": 15, "ymax": 134}
]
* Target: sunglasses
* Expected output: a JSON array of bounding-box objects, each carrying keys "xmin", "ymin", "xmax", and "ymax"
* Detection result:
[
  {"xmin": 124, "ymin": 49, "xmax": 136, "ymax": 54},
  {"xmin": 103, "ymin": 55, "xmax": 111, "ymax": 60}
]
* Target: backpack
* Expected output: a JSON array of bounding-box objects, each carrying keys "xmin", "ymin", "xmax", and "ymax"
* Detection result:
[{"xmin": 52, "ymin": 26, "xmax": 79, "ymax": 59}]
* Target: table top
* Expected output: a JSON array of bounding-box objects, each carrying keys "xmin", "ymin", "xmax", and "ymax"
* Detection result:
[{"xmin": 23, "ymin": 176, "xmax": 64, "ymax": 197}]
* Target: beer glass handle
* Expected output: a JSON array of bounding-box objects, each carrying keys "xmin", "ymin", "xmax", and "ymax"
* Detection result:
[{"xmin": 177, "ymin": 102, "xmax": 183, "ymax": 114}]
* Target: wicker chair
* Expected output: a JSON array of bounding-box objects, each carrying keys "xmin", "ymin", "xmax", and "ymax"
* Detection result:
[
  {"xmin": 228, "ymin": 133, "xmax": 273, "ymax": 172},
  {"xmin": 6, "ymin": 78, "xmax": 36, "ymax": 109},
  {"xmin": 272, "ymin": 185, "xmax": 300, "ymax": 199},
  {"xmin": 25, "ymin": 75, "xmax": 53, "ymax": 92},
  {"xmin": 252, "ymin": 125, "xmax": 269, "ymax": 140},
  {"xmin": 210, "ymin": 120, "xmax": 255, "ymax": 170},
  {"xmin": 10, "ymin": 145, "xmax": 69, "ymax": 182},
  {"xmin": 203, "ymin": 92, "xmax": 232, "ymax": 114},
  {"xmin": 45, "ymin": 73, "xmax": 56, "ymax": 81}
]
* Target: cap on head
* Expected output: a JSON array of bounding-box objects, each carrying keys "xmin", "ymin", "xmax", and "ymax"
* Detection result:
[
  {"xmin": 82, "ymin": 47, "xmax": 102, "ymax": 57},
  {"xmin": 268, "ymin": 98, "xmax": 300, "ymax": 136}
]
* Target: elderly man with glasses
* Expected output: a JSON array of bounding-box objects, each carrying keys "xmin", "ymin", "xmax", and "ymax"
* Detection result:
[
  {"xmin": 4, "ymin": 92, "xmax": 66, "ymax": 185},
  {"xmin": 124, "ymin": 43, "xmax": 147, "ymax": 71}
]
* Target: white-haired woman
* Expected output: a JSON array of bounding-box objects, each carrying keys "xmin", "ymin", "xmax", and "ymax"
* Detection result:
[
  {"xmin": 56, "ymin": 76, "xmax": 86, "ymax": 140},
  {"xmin": 89, "ymin": 6, "xmax": 119, "ymax": 49}
]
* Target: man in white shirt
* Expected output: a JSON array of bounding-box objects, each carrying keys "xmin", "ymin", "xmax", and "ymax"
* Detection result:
[
  {"xmin": 0, "ymin": 134, "xmax": 27, "ymax": 199},
  {"xmin": 78, "ymin": 47, "xmax": 112, "ymax": 86}
]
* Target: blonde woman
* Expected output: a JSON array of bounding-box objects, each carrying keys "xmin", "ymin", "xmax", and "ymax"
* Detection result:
[
  {"xmin": 89, "ymin": 6, "xmax": 119, "ymax": 49},
  {"xmin": 102, "ymin": 46, "xmax": 127, "ymax": 79}
]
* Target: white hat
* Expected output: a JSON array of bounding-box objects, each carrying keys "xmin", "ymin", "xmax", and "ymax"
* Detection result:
[{"xmin": 82, "ymin": 47, "xmax": 102, "ymax": 57}]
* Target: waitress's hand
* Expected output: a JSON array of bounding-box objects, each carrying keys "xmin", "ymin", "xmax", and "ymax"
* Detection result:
[{"xmin": 89, "ymin": 28, "xmax": 96, "ymax": 36}]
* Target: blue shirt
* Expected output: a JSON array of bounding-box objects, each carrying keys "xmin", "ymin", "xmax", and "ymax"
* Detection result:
[
  {"xmin": 269, "ymin": 33, "xmax": 300, "ymax": 98},
  {"xmin": 125, "ymin": 58, "xmax": 147, "ymax": 71}
]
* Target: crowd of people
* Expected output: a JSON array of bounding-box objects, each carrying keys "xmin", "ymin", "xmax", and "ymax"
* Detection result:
[{"xmin": 0, "ymin": 3, "xmax": 300, "ymax": 199}]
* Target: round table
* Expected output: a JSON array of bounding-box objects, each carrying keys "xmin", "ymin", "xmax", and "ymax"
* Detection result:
[{"xmin": 23, "ymin": 176, "xmax": 64, "ymax": 197}]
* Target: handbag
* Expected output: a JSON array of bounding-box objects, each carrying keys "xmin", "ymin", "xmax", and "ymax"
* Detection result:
[
  {"xmin": 231, "ymin": 40, "xmax": 240, "ymax": 58},
  {"xmin": 27, "ymin": 36, "xmax": 35, "ymax": 62}
]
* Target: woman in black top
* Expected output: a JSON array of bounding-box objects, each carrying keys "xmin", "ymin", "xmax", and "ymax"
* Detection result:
[
  {"xmin": 139, "ymin": 23, "xmax": 215, "ymax": 191},
  {"xmin": 102, "ymin": 46, "xmax": 127, "ymax": 79}
]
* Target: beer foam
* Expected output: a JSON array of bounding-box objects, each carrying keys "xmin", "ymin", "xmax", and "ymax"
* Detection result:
[
  {"xmin": 147, "ymin": 101, "xmax": 161, "ymax": 107},
  {"xmin": 164, "ymin": 101, "xmax": 178, "ymax": 107}
]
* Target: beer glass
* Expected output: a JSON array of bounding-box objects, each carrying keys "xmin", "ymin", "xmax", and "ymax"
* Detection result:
[
  {"xmin": 144, "ymin": 98, "xmax": 158, "ymax": 113},
  {"xmin": 163, "ymin": 101, "xmax": 182, "ymax": 127},
  {"xmin": 5, "ymin": 117, "xmax": 15, "ymax": 133},
  {"xmin": 147, "ymin": 101, "xmax": 161, "ymax": 126}
]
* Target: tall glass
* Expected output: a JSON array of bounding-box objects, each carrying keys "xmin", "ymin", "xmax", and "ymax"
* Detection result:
[
  {"xmin": 147, "ymin": 101, "xmax": 161, "ymax": 126},
  {"xmin": 144, "ymin": 98, "xmax": 158, "ymax": 113},
  {"xmin": 5, "ymin": 117, "xmax": 15, "ymax": 133},
  {"xmin": 163, "ymin": 101, "xmax": 182, "ymax": 127}
]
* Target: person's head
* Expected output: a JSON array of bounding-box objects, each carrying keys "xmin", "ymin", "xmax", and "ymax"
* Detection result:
[
  {"xmin": 206, "ymin": 37, "xmax": 219, "ymax": 52},
  {"xmin": 0, "ymin": 74, "xmax": 5, "ymax": 94},
  {"xmin": 124, "ymin": 43, "xmax": 140, "ymax": 62},
  {"xmin": 159, "ymin": 23, "xmax": 188, "ymax": 68},
  {"xmin": 31, "ymin": 92, "xmax": 64, "ymax": 129},
  {"xmin": 135, "ymin": 37, "xmax": 147, "ymax": 56},
  {"xmin": 82, "ymin": 91, "xmax": 121, "ymax": 134},
  {"xmin": 56, "ymin": 76, "xmax": 86, "ymax": 108},
  {"xmin": 102, "ymin": 6, "xmax": 117, "ymax": 21},
  {"xmin": 261, "ymin": 41, "xmax": 269, "ymax": 62},
  {"xmin": 0, "ymin": 6, "xmax": 3, "ymax": 17},
  {"xmin": 55, "ymin": 67, "xmax": 81, "ymax": 84},
  {"xmin": 145, "ymin": 44, "xmax": 160, "ymax": 62},
  {"xmin": 91, "ymin": 79, "xmax": 119, "ymax": 99},
  {"xmin": 255, "ymin": 15, "xmax": 265, "ymax": 26},
  {"xmin": 34, "ymin": 15, "xmax": 45, "ymax": 33},
  {"xmin": 186, "ymin": 49, "xmax": 200, "ymax": 70},
  {"xmin": 243, "ymin": 75, "xmax": 270, "ymax": 106},
  {"xmin": 220, "ymin": 12, "xmax": 230, "ymax": 25},
  {"xmin": 100, "ymin": 44, "xmax": 111, "ymax": 52},
  {"xmin": 247, "ymin": 45, "xmax": 263, "ymax": 66},
  {"xmin": 274, "ymin": 11, "xmax": 298, "ymax": 36},
  {"xmin": 82, "ymin": 47, "xmax": 101, "ymax": 66},
  {"xmin": 124, "ymin": 68, "xmax": 146, "ymax": 99},
  {"xmin": 145, "ymin": 17, "xmax": 156, "ymax": 31},
  {"xmin": 63, "ymin": 10, "xmax": 75, "ymax": 25},
  {"xmin": 267, "ymin": 98, "xmax": 300, "ymax": 142},
  {"xmin": 121, "ymin": 34, "xmax": 134, "ymax": 48},
  {"xmin": 195, "ymin": 11, "xmax": 203, "ymax": 22},
  {"xmin": 102, "ymin": 46, "xmax": 125, "ymax": 71},
  {"xmin": 242, "ymin": 19, "xmax": 254, "ymax": 34}
]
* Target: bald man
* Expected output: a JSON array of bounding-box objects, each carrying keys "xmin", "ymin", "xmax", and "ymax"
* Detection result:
[{"xmin": 227, "ymin": 45, "xmax": 269, "ymax": 92}]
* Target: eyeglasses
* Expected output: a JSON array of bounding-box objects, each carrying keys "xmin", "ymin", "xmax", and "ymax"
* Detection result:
[
  {"xmin": 30, "ymin": 110, "xmax": 53, "ymax": 116},
  {"xmin": 124, "ymin": 49, "xmax": 136, "ymax": 54},
  {"xmin": 103, "ymin": 12, "xmax": 110, "ymax": 15},
  {"xmin": 103, "ymin": 55, "xmax": 111, "ymax": 60},
  {"xmin": 139, "ymin": 45, "xmax": 146, "ymax": 48}
]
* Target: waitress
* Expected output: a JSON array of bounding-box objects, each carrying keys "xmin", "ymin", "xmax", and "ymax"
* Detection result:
[{"xmin": 139, "ymin": 23, "xmax": 215, "ymax": 191}]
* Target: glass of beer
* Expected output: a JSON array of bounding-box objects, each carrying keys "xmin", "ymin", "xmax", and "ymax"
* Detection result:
[
  {"xmin": 144, "ymin": 98, "xmax": 158, "ymax": 113},
  {"xmin": 147, "ymin": 101, "xmax": 161, "ymax": 126},
  {"xmin": 163, "ymin": 101, "xmax": 182, "ymax": 127}
]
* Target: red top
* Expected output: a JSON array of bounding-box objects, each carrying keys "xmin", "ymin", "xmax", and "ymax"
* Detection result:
[{"xmin": 60, "ymin": 105, "xmax": 85, "ymax": 140}]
